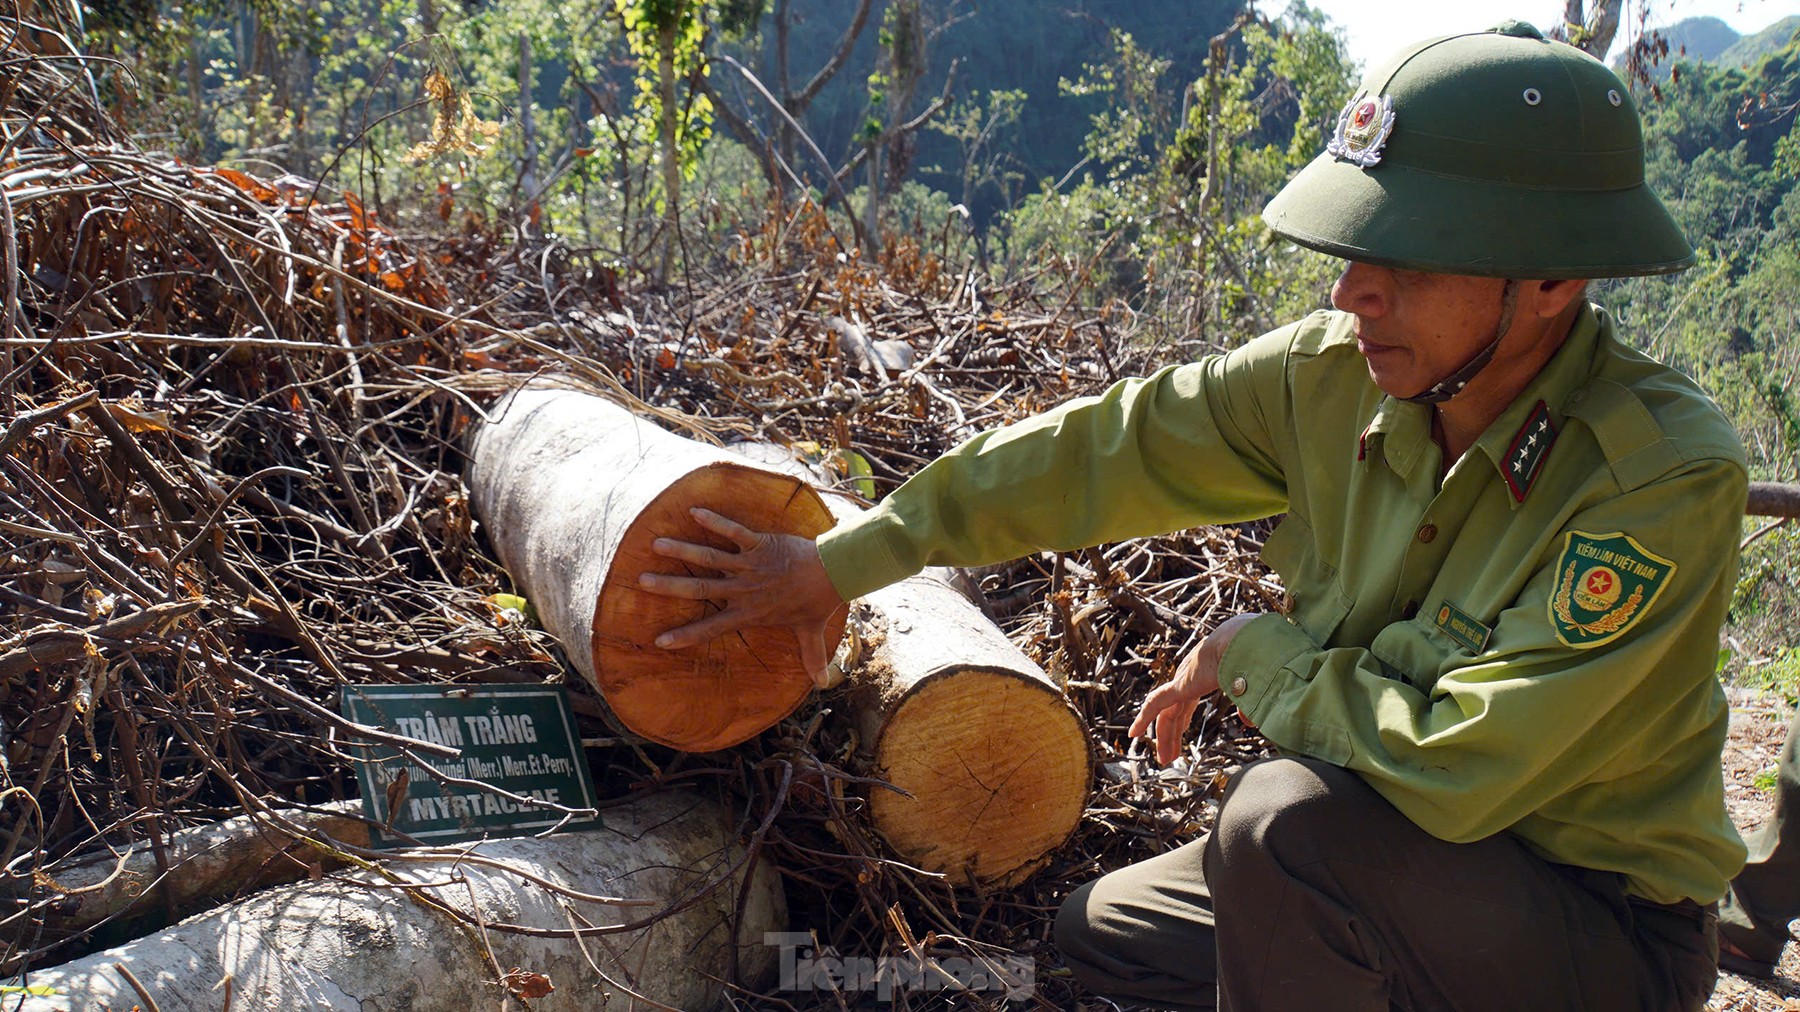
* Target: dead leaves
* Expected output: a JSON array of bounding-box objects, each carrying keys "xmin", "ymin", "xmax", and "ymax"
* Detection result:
[
  {"xmin": 408, "ymin": 70, "xmax": 501, "ymax": 162},
  {"xmin": 497, "ymin": 966, "xmax": 554, "ymax": 1000}
]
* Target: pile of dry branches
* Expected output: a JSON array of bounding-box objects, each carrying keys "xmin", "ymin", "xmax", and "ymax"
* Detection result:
[{"xmin": 0, "ymin": 19, "xmax": 1279, "ymax": 1007}]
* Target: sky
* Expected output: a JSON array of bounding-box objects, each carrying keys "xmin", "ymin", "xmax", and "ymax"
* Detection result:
[{"xmin": 1294, "ymin": 0, "xmax": 1800, "ymax": 71}]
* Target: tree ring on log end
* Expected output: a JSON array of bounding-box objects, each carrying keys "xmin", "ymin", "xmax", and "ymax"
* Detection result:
[
  {"xmin": 592, "ymin": 461, "xmax": 845, "ymax": 752},
  {"xmin": 869, "ymin": 667, "xmax": 1089, "ymax": 886}
]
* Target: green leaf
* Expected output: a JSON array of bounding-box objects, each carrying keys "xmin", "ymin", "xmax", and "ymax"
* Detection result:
[{"xmin": 832, "ymin": 449, "xmax": 877, "ymax": 500}]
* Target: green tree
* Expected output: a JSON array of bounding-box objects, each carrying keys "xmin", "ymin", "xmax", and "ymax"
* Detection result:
[{"xmin": 616, "ymin": 0, "xmax": 715, "ymax": 279}]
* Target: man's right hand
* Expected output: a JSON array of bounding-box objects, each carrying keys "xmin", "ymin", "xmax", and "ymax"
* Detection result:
[
  {"xmin": 636, "ymin": 507, "xmax": 849, "ymax": 687},
  {"xmin": 1129, "ymin": 612, "xmax": 1263, "ymax": 765}
]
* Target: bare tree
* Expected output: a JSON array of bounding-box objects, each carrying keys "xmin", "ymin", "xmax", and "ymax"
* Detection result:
[
  {"xmin": 518, "ymin": 31, "xmax": 540, "ymax": 237},
  {"xmin": 1550, "ymin": 0, "xmax": 1624, "ymax": 59},
  {"xmin": 703, "ymin": 0, "xmax": 873, "ymax": 182}
]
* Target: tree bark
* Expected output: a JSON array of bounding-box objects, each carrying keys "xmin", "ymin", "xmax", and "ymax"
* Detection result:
[
  {"xmin": 1553, "ymin": 1, "xmax": 1622, "ymax": 59},
  {"xmin": 17, "ymin": 804, "xmax": 366, "ymax": 957},
  {"xmin": 6, "ymin": 791, "xmax": 785, "ymax": 1011},
  {"xmin": 465, "ymin": 386, "xmax": 845, "ymax": 752},
  {"xmin": 657, "ymin": 10, "xmax": 682, "ymax": 282},
  {"xmin": 864, "ymin": 139, "xmax": 882, "ymax": 258}
]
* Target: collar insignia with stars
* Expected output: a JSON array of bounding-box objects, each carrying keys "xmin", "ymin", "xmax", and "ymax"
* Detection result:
[{"xmin": 1502, "ymin": 400, "xmax": 1557, "ymax": 502}]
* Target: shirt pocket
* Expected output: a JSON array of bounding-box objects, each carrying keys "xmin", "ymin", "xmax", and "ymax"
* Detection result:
[
  {"xmin": 1258, "ymin": 512, "xmax": 1354, "ymax": 648},
  {"xmin": 1369, "ymin": 618, "xmax": 1458, "ymax": 693}
]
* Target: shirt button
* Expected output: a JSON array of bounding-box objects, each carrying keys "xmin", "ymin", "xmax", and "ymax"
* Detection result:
[
  {"xmin": 1230, "ymin": 676, "xmax": 1248, "ymax": 697},
  {"xmin": 1417, "ymin": 523, "xmax": 1438, "ymax": 543}
]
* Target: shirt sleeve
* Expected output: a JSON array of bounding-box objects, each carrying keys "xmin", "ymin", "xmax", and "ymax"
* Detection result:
[
  {"xmin": 1219, "ymin": 455, "xmax": 1746, "ymax": 856},
  {"xmin": 815, "ymin": 325, "xmax": 1305, "ymax": 601}
]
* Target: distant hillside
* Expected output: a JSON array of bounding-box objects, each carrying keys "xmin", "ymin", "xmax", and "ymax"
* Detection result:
[
  {"xmin": 1720, "ymin": 15, "xmax": 1800, "ymax": 67},
  {"xmin": 1661, "ymin": 15, "xmax": 1742, "ymax": 62},
  {"xmin": 1614, "ymin": 14, "xmax": 1800, "ymax": 80},
  {"xmin": 1612, "ymin": 15, "xmax": 1737, "ymax": 79}
]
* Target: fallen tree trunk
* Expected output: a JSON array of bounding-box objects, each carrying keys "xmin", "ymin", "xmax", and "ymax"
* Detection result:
[
  {"xmin": 7, "ymin": 791, "xmax": 785, "ymax": 1011},
  {"xmin": 466, "ymin": 386, "xmax": 846, "ymax": 752},
  {"xmin": 727, "ymin": 443, "xmax": 1090, "ymax": 886},
  {"xmin": 1748, "ymin": 481, "xmax": 1800, "ymax": 519},
  {"xmin": 19, "ymin": 803, "xmax": 366, "ymax": 959}
]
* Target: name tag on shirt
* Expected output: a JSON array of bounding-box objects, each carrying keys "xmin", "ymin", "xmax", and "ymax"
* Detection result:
[{"xmin": 1433, "ymin": 601, "xmax": 1492, "ymax": 654}]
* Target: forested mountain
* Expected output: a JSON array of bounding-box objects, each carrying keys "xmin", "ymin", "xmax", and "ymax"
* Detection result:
[
  {"xmin": 1616, "ymin": 14, "xmax": 1800, "ymax": 80},
  {"xmin": 1643, "ymin": 15, "xmax": 1740, "ymax": 65},
  {"xmin": 1720, "ymin": 15, "xmax": 1800, "ymax": 67}
]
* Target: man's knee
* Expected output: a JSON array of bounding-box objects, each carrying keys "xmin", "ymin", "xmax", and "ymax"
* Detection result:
[
  {"xmin": 1053, "ymin": 876, "xmax": 1151, "ymax": 998},
  {"xmin": 1211, "ymin": 757, "xmax": 1367, "ymax": 868}
]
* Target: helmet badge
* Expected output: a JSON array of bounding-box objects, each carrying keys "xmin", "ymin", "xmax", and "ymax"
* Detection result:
[{"xmin": 1327, "ymin": 92, "xmax": 1396, "ymax": 169}]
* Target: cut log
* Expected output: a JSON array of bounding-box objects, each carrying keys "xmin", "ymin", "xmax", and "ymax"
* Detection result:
[
  {"xmin": 849, "ymin": 571, "xmax": 1090, "ymax": 886},
  {"xmin": 466, "ymin": 386, "xmax": 846, "ymax": 752},
  {"xmin": 1748, "ymin": 481, "xmax": 1800, "ymax": 519},
  {"xmin": 726, "ymin": 443, "xmax": 1091, "ymax": 886},
  {"xmin": 6, "ymin": 791, "xmax": 785, "ymax": 1012}
]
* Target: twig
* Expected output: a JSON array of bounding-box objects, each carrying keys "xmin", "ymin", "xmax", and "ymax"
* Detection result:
[{"xmin": 115, "ymin": 963, "xmax": 163, "ymax": 1012}]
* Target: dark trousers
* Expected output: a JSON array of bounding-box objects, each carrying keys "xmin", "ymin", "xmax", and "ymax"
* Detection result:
[
  {"xmin": 1054, "ymin": 757, "xmax": 1718, "ymax": 1011},
  {"xmin": 1721, "ymin": 707, "xmax": 1800, "ymax": 964}
]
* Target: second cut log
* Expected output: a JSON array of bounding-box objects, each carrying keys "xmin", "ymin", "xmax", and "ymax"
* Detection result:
[{"xmin": 848, "ymin": 570, "xmax": 1090, "ymax": 886}]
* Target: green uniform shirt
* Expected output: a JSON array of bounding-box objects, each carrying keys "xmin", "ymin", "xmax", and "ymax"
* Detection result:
[{"xmin": 818, "ymin": 304, "xmax": 1748, "ymax": 905}]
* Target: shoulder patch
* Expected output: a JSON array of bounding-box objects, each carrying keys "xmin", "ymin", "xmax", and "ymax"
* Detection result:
[{"xmin": 1548, "ymin": 531, "xmax": 1676, "ymax": 648}]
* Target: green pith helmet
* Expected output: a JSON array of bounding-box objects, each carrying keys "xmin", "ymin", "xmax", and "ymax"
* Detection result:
[{"xmin": 1262, "ymin": 20, "xmax": 1694, "ymax": 279}]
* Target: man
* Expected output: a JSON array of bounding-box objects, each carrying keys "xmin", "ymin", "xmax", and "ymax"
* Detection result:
[{"xmin": 640, "ymin": 21, "xmax": 1745, "ymax": 1010}]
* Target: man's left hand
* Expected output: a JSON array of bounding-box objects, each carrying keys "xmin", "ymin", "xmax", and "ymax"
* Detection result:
[{"xmin": 1129, "ymin": 612, "xmax": 1264, "ymax": 765}]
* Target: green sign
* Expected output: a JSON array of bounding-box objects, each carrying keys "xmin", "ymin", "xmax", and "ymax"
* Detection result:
[{"xmin": 340, "ymin": 683, "xmax": 601, "ymax": 848}]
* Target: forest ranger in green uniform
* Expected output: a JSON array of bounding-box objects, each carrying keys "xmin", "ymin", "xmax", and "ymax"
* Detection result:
[{"xmin": 640, "ymin": 22, "xmax": 1745, "ymax": 1011}]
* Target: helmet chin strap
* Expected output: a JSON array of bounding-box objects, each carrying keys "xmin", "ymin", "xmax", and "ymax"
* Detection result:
[{"xmin": 1400, "ymin": 280, "xmax": 1521, "ymax": 405}]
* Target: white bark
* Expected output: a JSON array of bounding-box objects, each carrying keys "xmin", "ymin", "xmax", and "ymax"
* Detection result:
[
  {"xmin": 24, "ymin": 803, "xmax": 365, "ymax": 943},
  {"xmin": 8, "ymin": 791, "xmax": 785, "ymax": 1011}
]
